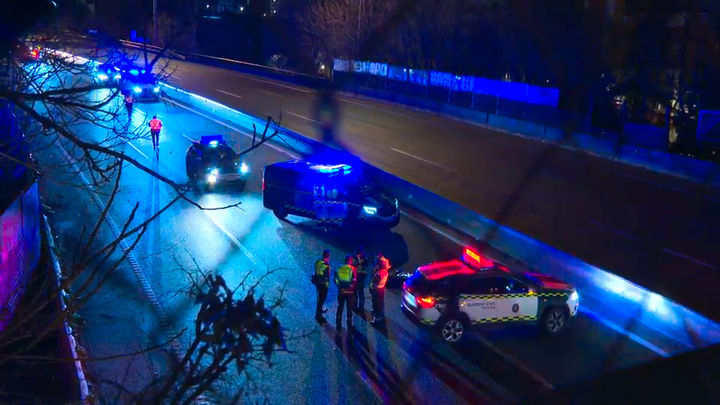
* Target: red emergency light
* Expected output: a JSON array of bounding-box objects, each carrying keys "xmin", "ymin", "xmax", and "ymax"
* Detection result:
[{"xmin": 462, "ymin": 247, "xmax": 493, "ymax": 269}]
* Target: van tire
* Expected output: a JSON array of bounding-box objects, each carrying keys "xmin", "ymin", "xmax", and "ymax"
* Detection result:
[
  {"xmin": 437, "ymin": 315, "xmax": 468, "ymax": 344},
  {"xmin": 273, "ymin": 206, "xmax": 288, "ymax": 220}
]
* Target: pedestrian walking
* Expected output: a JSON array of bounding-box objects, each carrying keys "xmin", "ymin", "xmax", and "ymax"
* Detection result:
[
  {"xmin": 124, "ymin": 93, "xmax": 134, "ymax": 117},
  {"xmin": 148, "ymin": 115, "xmax": 163, "ymax": 151},
  {"xmin": 334, "ymin": 255, "xmax": 357, "ymax": 330},
  {"xmin": 313, "ymin": 249, "xmax": 331, "ymax": 322},
  {"xmin": 353, "ymin": 248, "xmax": 368, "ymax": 312},
  {"xmin": 370, "ymin": 253, "xmax": 390, "ymax": 324}
]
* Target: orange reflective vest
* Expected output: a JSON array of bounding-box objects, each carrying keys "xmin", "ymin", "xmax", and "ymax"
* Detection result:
[{"xmin": 149, "ymin": 119, "xmax": 162, "ymax": 131}]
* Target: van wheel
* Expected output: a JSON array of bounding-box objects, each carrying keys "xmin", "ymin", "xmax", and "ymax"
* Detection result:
[
  {"xmin": 273, "ymin": 206, "xmax": 288, "ymax": 220},
  {"xmin": 438, "ymin": 316, "xmax": 467, "ymax": 344},
  {"xmin": 541, "ymin": 306, "xmax": 568, "ymax": 336}
]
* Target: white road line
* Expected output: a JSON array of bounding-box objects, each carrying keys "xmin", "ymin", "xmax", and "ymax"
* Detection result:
[
  {"xmin": 286, "ymin": 111, "xmax": 319, "ymax": 124},
  {"xmin": 164, "ymin": 97, "xmax": 301, "ymax": 159},
  {"xmin": 202, "ymin": 211, "xmax": 264, "ymax": 270},
  {"xmin": 662, "ymin": 247, "xmax": 718, "ymax": 270},
  {"xmin": 127, "ymin": 140, "xmax": 149, "ymax": 160},
  {"xmin": 259, "ymin": 89, "xmax": 283, "ymax": 97},
  {"xmin": 237, "ymin": 74, "xmax": 312, "ymax": 93},
  {"xmin": 182, "ymin": 134, "xmax": 196, "ymax": 143},
  {"xmin": 216, "ymin": 89, "xmax": 243, "ymax": 99},
  {"xmin": 390, "ymin": 148, "xmax": 451, "ymax": 171}
]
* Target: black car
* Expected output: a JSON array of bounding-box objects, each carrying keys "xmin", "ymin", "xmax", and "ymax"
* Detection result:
[
  {"xmin": 120, "ymin": 71, "xmax": 161, "ymax": 101},
  {"xmin": 185, "ymin": 135, "xmax": 250, "ymax": 191},
  {"xmin": 401, "ymin": 247, "xmax": 579, "ymax": 343},
  {"xmin": 262, "ymin": 160, "xmax": 400, "ymax": 228}
]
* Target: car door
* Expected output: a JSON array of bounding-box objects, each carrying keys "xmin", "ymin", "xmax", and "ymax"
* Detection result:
[
  {"xmin": 492, "ymin": 276, "xmax": 539, "ymax": 322},
  {"xmin": 459, "ymin": 277, "xmax": 504, "ymax": 323},
  {"xmin": 313, "ymin": 183, "xmax": 347, "ymax": 223}
]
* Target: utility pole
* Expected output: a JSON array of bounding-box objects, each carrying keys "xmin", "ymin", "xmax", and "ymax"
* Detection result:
[{"xmin": 153, "ymin": 0, "xmax": 158, "ymax": 45}]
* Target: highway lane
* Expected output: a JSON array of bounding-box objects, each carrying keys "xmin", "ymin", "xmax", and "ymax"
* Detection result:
[
  {"xmin": 163, "ymin": 59, "xmax": 720, "ymax": 320},
  {"xmin": 33, "ymin": 94, "xmax": 659, "ymax": 403}
]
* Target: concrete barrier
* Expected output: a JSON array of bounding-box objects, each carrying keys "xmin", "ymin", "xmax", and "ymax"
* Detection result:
[{"xmin": 161, "ymin": 82, "xmax": 720, "ymax": 357}]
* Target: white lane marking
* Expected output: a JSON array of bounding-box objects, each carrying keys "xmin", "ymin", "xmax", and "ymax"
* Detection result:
[
  {"xmin": 165, "ymin": 97, "xmax": 301, "ymax": 160},
  {"xmin": 580, "ymin": 307, "xmax": 670, "ymax": 357},
  {"xmin": 390, "ymin": 148, "xmax": 451, "ymax": 171},
  {"xmin": 236, "ymin": 73, "xmax": 312, "ymax": 93},
  {"xmin": 337, "ymin": 97, "xmax": 413, "ymax": 120},
  {"xmin": 182, "ymin": 134, "xmax": 196, "ymax": 143},
  {"xmin": 216, "ymin": 89, "xmax": 243, "ymax": 99},
  {"xmin": 202, "ymin": 210, "xmax": 264, "ymax": 270},
  {"xmin": 135, "ymin": 108, "xmax": 146, "ymax": 116},
  {"xmin": 127, "ymin": 140, "xmax": 149, "ymax": 160},
  {"xmin": 587, "ymin": 220, "xmax": 638, "ymax": 240},
  {"xmin": 662, "ymin": 247, "xmax": 719, "ymax": 270},
  {"xmin": 400, "ymin": 210, "xmax": 464, "ymax": 245},
  {"xmin": 259, "ymin": 89, "xmax": 283, "ymax": 97},
  {"xmin": 286, "ymin": 111, "xmax": 319, "ymax": 124}
]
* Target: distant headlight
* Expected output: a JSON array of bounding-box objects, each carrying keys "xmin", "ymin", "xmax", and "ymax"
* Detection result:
[
  {"xmin": 97, "ymin": 73, "xmax": 108, "ymax": 81},
  {"xmin": 240, "ymin": 162, "xmax": 249, "ymax": 174},
  {"xmin": 133, "ymin": 86, "xmax": 142, "ymax": 93},
  {"xmin": 363, "ymin": 205, "xmax": 377, "ymax": 215},
  {"xmin": 153, "ymin": 87, "xmax": 160, "ymax": 93},
  {"xmin": 114, "ymin": 74, "xmax": 122, "ymax": 80},
  {"xmin": 570, "ymin": 291, "xmax": 579, "ymax": 301}
]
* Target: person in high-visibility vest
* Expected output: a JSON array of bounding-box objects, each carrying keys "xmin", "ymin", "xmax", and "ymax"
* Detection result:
[
  {"xmin": 370, "ymin": 253, "xmax": 390, "ymax": 324},
  {"xmin": 148, "ymin": 115, "xmax": 163, "ymax": 151},
  {"xmin": 334, "ymin": 255, "xmax": 357, "ymax": 330},
  {"xmin": 313, "ymin": 249, "xmax": 331, "ymax": 322},
  {"xmin": 353, "ymin": 248, "xmax": 368, "ymax": 312}
]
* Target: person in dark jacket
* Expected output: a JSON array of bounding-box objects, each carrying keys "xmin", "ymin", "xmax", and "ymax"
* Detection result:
[
  {"xmin": 334, "ymin": 255, "xmax": 357, "ymax": 330},
  {"xmin": 353, "ymin": 248, "xmax": 368, "ymax": 311}
]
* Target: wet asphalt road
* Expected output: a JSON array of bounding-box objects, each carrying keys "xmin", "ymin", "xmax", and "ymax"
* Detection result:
[{"xmin": 34, "ymin": 94, "xmax": 659, "ymax": 403}]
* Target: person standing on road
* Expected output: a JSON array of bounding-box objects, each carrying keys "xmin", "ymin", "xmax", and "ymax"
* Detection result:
[
  {"xmin": 370, "ymin": 253, "xmax": 390, "ymax": 324},
  {"xmin": 148, "ymin": 115, "xmax": 163, "ymax": 152},
  {"xmin": 313, "ymin": 249, "xmax": 331, "ymax": 322},
  {"xmin": 124, "ymin": 92, "xmax": 134, "ymax": 117},
  {"xmin": 353, "ymin": 248, "xmax": 368, "ymax": 312},
  {"xmin": 334, "ymin": 255, "xmax": 357, "ymax": 330}
]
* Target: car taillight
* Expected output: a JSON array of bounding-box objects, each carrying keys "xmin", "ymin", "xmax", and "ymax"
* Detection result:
[
  {"xmin": 262, "ymin": 177, "xmax": 265, "ymax": 191},
  {"xmin": 416, "ymin": 296, "xmax": 436, "ymax": 308}
]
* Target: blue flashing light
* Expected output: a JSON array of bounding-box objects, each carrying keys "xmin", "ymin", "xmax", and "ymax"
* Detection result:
[
  {"xmin": 153, "ymin": 87, "xmax": 160, "ymax": 93},
  {"xmin": 114, "ymin": 74, "xmax": 122, "ymax": 80},
  {"xmin": 570, "ymin": 291, "xmax": 579, "ymax": 301},
  {"xmin": 133, "ymin": 86, "xmax": 142, "ymax": 93},
  {"xmin": 141, "ymin": 69, "xmax": 146, "ymax": 74},
  {"xmin": 130, "ymin": 69, "xmax": 139, "ymax": 76},
  {"xmin": 113, "ymin": 66, "xmax": 120, "ymax": 71},
  {"xmin": 208, "ymin": 140, "xmax": 219, "ymax": 147},
  {"xmin": 309, "ymin": 163, "xmax": 352, "ymax": 176},
  {"xmin": 96, "ymin": 73, "xmax": 108, "ymax": 81},
  {"xmin": 363, "ymin": 205, "xmax": 377, "ymax": 215},
  {"xmin": 240, "ymin": 162, "xmax": 249, "ymax": 174}
]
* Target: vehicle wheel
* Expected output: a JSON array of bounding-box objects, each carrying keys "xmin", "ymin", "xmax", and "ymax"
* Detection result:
[
  {"xmin": 438, "ymin": 316, "xmax": 467, "ymax": 344},
  {"xmin": 273, "ymin": 206, "xmax": 288, "ymax": 220},
  {"xmin": 541, "ymin": 306, "xmax": 568, "ymax": 336}
]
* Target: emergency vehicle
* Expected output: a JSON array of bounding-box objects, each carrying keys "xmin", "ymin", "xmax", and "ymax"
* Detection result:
[
  {"xmin": 262, "ymin": 160, "xmax": 400, "ymax": 228},
  {"xmin": 401, "ymin": 247, "xmax": 579, "ymax": 343},
  {"xmin": 116, "ymin": 63, "xmax": 160, "ymax": 100},
  {"xmin": 185, "ymin": 135, "xmax": 250, "ymax": 191}
]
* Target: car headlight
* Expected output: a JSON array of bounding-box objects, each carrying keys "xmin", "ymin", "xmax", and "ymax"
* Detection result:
[
  {"xmin": 206, "ymin": 168, "xmax": 219, "ymax": 184},
  {"xmin": 114, "ymin": 74, "xmax": 122, "ymax": 80},
  {"xmin": 133, "ymin": 86, "xmax": 142, "ymax": 93},
  {"xmin": 240, "ymin": 162, "xmax": 249, "ymax": 174},
  {"xmin": 97, "ymin": 73, "xmax": 108, "ymax": 81},
  {"xmin": 570, "ymin": 291, "xmax": 579, "ymax": 301},
  {"xmin": 153, "ymin": 87, "xmax": 160, "ymax": 93},
  {"xmin": 363, "ymin": 205, "xmax": 377, "ymax": 215}
]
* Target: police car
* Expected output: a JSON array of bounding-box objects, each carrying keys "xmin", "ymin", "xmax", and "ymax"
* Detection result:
[
  {"xmin": 185, "ymin": 135, "xmax": 250, "ymax": 191},
  {"xmin": 401, "ymin": 248, "xmax": 579, "ymax": 343},
  {"xmin": 263, "ymin": 160, "xmax": 400, "ymax": 228},
  {"xmin": 92, "ymin": 62, "xmax": 123, "ymax": 83}
]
